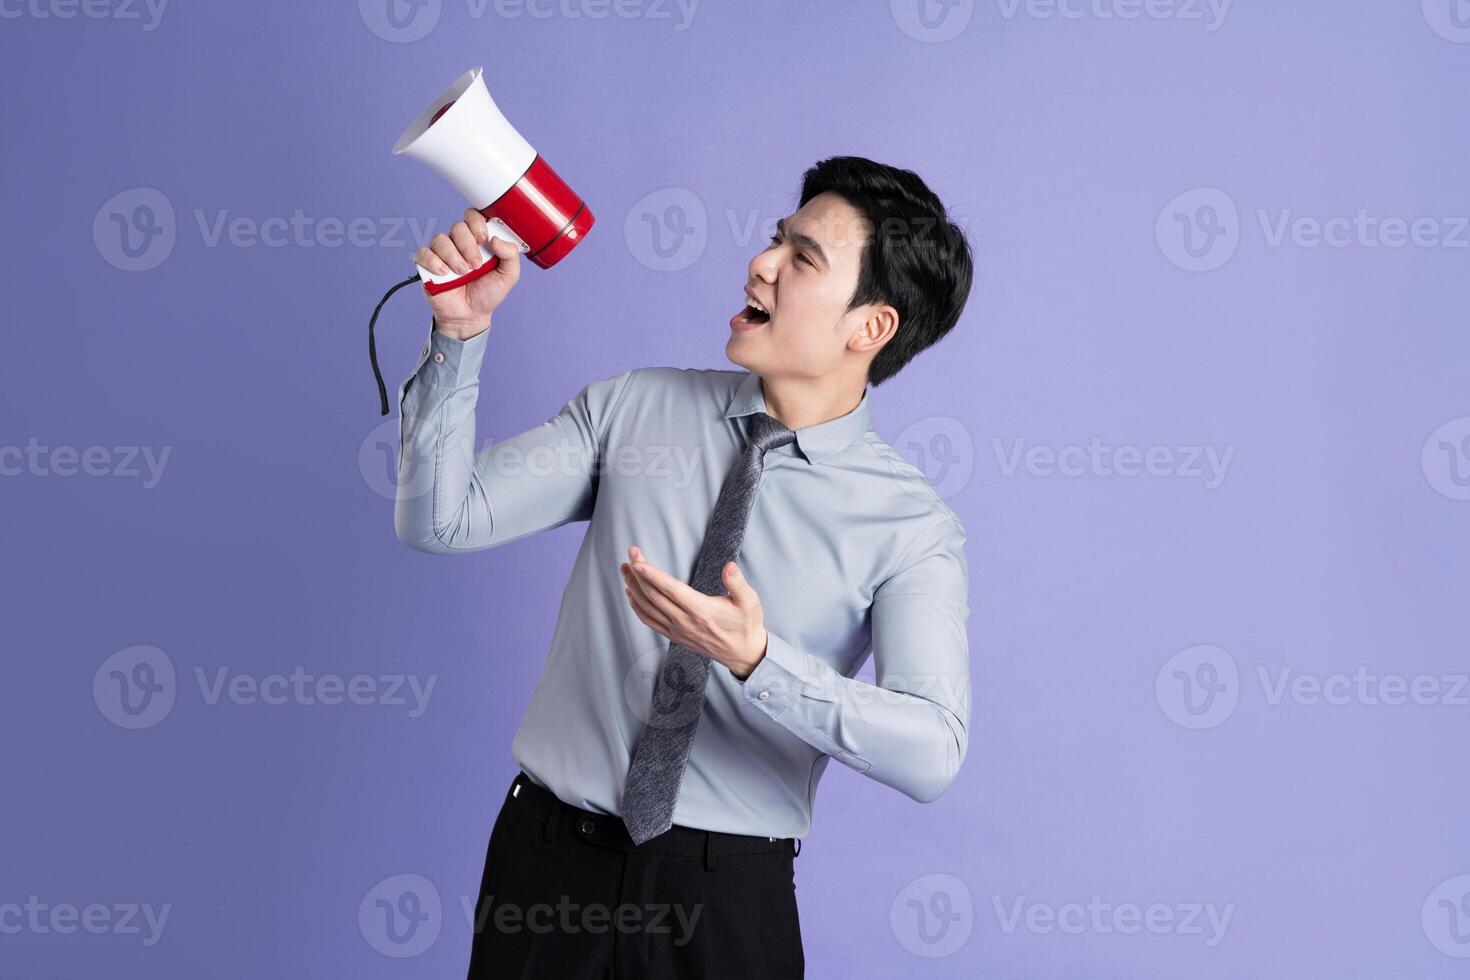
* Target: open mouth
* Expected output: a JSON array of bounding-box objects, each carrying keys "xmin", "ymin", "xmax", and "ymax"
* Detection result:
[{"xmin": 737, "ymin": 296, "xmax": 772, "ymax": 325}]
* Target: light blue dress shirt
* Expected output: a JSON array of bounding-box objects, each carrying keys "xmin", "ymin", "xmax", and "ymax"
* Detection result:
[{"xmin": 394, "ymin": 323, "xmax": 971, "ymax": 839}]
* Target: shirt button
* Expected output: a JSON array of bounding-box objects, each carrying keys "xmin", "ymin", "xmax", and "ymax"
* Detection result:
[
  {"xmin": 580, "ymin": 819, "xmax": 596, "ymax": 834},
  {"xmin": 432, "ymin": 351, "xmax": 445, "ymax": 363},
  {"xmin": 758, "ymin": 690, "xmax": 770, "ymax": 700}
]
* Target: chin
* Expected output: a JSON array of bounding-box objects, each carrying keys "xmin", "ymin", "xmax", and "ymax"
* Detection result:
[{"xmin": 724, "ymin": 336, "xmax": 753, "ymax": 371}]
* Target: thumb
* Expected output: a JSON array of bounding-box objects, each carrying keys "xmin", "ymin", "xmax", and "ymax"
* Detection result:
[
  {"xmin": 724, "ymin": 562, "xmax": 756, "ymax": 606},
  {"xmin": 487, "ymin": 235, "xmax": 521, "ymax": 274}
]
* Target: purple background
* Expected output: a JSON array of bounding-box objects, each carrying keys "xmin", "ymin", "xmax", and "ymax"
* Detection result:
[{"xmin": 5, "ymin": 0, "xmax": 1470, "ymax": 976}]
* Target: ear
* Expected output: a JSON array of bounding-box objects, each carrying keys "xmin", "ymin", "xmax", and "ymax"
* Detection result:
[{"xmin": 847, "ymin": 304, "xmax": 899, "ymax": 355}]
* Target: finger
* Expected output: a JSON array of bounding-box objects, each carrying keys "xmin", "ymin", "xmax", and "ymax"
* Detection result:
[
  {"xmin": 723, "ymin": 562, "xmax": 756, "ymax": 608},
  {"xmin": 625, "ymin": 585, "xmax": 675, "ymax": 636},
  {"xmin": 486, "ymin": 236, "xmax": 521, "ymax": 280},
  {"xmin": 414, "ymin": 245, "xmax": 451, "ymax": 276},
  {"xmin": 623, "ymin": 562, "xmax": 683, "ymax": 627},
  {"xmin": 463, "ymin": 208, "xmax": 490, "ymax": 242},
  {"xmin": 450, "ymin": 222, "xmax": 482, "ymax": 269},
  {"xmin": 430, "ymin": 233, "xmax": 469, "ymax": 275},
  {"xmin": 632, "ymin": 562, "xmax": 706, "ymax": 612},
  {"xmin": 631, "ymin": 563, "xmax": 700, "ymax": 627},
  {"xmin": 621, "ymin": 561, "xmax": 663, "ymax": 609}
]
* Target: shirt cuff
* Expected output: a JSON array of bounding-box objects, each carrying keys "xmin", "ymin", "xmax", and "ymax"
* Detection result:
[
  {"xmin": 740, "ymin": 629, "xmax": 812, "ymax": 716},
  {"xmin": 417, "ymin": 326, "xmax": 489, "ymax": 390}
]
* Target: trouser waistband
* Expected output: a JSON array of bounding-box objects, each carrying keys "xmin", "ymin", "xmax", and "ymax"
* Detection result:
[{"xmin": 504, "ymin": 770, "xmax": 800, "ymax": 870}]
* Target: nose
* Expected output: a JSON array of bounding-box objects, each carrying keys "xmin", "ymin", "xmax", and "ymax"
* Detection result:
[{"xmin": 748, "ymin": 244, "xmax": 779, "ymax": 284}]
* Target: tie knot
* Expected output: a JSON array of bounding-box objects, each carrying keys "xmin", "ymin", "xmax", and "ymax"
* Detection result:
[{"xmin": 746, "ymin": 412, "xmax": 797, "ymax": 456}]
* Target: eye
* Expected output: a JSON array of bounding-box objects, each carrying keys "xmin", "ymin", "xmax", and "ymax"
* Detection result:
[{"xmin": 768, "ymin": 233, "xmax": 815, "ymax": 267}]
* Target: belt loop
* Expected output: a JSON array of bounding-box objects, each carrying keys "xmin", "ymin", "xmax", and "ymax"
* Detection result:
[
  {"xmin": 543, "ymin": 794, "xmax": 560, "ymax": 843},
  {"xmin": 703, "ymin": 831, "xmax": 717, "ymax": 872}
]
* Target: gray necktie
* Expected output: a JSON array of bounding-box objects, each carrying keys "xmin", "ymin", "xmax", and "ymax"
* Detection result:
[{"xmin": 619, "ymin": 410, "xmax": 798, "ymax": 844}]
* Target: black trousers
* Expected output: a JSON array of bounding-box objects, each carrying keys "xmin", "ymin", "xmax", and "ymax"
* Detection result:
[{"xmin": 465, "ymin": 770, "xmax": 804, "ymax": 979}]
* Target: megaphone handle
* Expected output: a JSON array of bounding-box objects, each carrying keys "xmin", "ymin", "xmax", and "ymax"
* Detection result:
[{"xmin": 417, "ymin": 241, "xmax": 501, "ymax": 296}]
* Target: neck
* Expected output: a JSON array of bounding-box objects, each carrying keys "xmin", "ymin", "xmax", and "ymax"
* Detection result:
[{"xmin": 758, "ymin": 372, "xmax": 865, "ymax": 431}]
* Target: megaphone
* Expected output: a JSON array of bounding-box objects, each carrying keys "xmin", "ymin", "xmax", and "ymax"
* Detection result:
[
  {"xmin": 393, "ymin": 66, "xmax": 595, "ymax": 293},
  {"xmin": 368, "ymin": 67, "xmax": 595, "ymax": 415}
]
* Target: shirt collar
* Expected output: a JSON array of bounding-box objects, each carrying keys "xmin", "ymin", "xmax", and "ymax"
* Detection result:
[{"xmin": 723, "ymin": 371, "xmax": 872, "ymax": 465}]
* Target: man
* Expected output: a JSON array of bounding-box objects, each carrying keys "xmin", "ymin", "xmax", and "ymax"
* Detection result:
[{"xmin": 394, "ymin": 156, "xmax": 974, "ymax": 978}]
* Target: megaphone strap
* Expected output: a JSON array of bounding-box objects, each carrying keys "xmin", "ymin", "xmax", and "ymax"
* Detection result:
[{"xmin": 368, "ymin": 273, "xmax": 424, "ymax": 417}]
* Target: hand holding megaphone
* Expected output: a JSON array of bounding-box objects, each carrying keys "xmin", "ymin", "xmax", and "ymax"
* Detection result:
[
  {"xmin": 368, "ymin": 67, "xmax": 595, "ymax": 413},
  {"xmin": 414, "ymin": 209, "xmax": 522, "ymax": 339},
  {"xmin": 393, "ymin": 67, "xmax": 593, "ymax": 290}
]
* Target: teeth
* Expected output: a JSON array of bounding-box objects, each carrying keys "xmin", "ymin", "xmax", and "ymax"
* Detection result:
[{"xmin": 745, "ymin": 297, "xmax": 768, "ymax": 315}]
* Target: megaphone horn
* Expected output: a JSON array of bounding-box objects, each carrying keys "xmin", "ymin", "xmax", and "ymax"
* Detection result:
[
  {"xmin": 367, "ymin": 67, "xmax": 596, "ymax": 416},
  {"xmin": 392, "ymin": 66, "xmax": 595, "ymax": 294}
]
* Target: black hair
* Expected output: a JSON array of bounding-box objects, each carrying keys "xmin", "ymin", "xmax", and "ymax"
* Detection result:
[{"xmin": 797, "ymin": 156, "xmax": 973, "ymax": 387}]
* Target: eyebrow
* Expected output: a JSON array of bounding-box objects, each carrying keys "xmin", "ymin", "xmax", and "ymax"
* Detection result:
[{"xmin": 775, "ymin": 217, "xmax": 829, "ymax": 269}]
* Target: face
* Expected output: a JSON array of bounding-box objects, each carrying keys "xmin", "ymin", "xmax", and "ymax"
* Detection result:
[{"xmin": 727, "ymin": 192, "xmax": 897, "ymax": 384}]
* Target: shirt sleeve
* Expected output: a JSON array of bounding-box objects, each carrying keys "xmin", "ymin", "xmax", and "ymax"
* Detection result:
[
  {"xmin": 739, "ymin": 513, "xmax": 971, "ymax": 803},
  {"xmin": 392, "ymin": 321, "xmax": 637, "ymax": 554}
]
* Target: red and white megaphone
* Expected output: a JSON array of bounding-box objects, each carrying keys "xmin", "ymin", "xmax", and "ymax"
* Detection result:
[
  {"xmin": 368, "ymin": 67, "xmax": 595, "ymax": 414},
  {"xmin": 392, "ymin": 66, "xmax": 595, "ymax": 294}
]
